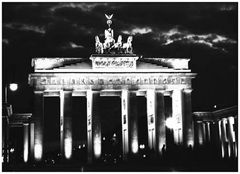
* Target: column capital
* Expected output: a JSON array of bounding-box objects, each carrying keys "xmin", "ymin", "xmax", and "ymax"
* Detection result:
[
  {"xmin": 72, "ymin": 90, "xmax": 86, "ymax": 97},
  {"xmin": 63, "ymin": 90, "xmax": 73, "ymax": 94},
  {"xmin": 183, "ymin": 88, "xmax": 193, "ymax": 93},
  {"xmin": 34, "ymin": 91, "xmax": 44, "ymax": 94},
  {"xmin": 156, "ymin": 90, "xmax": 165, "ymax": 94},
  {"xmin": 136, "ymin": 90, "xmax": 146, "ymax": 96}
]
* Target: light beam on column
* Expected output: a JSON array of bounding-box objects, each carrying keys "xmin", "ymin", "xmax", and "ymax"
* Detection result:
[
  {"xmin": 197, "ymin": 121, "xmax": 204, "ymax": 145},
  {"xmin": 202, "ymin": 122, "xmax": 206, "ymax": 143},
  {"xmin": 129, "ymin": 92, "xmax": 138, "ymax": 154},
  {"xmin": 23, "ymin": 123, "xmax": 29, "ymax": 163},
  {"xmin": 87, "ymin": 90, "xmax": 101, "ymax": 161},
  {"xmin": 171, "ymin": 89, "xmax": 183, "ymax": 145},
  {"xmin": 121, "ymin": 89, "xmax": 129, "ymax": 159},
  {"xmin": 33, "ymin": 91, "xmax": 43, "ymax": 161},
  {"xmin": 86, "ymin": 90, "xmax": 93, "ymax": 163},
  {"xmin": 218, "ymin": 120, "xmax": 224, "ymax": 158},
  {"xmin": 60, "ymin": 91, "xmax": 64, "ymax": 157},
  {"xmin": 183, "ymin": 89, "xmax": 194, "ymax": 147},
  {"xmin": 92, "ymin": 92, "xmax": 101, "ymax": 159},
  {"xmin": 222, "ymin": 118, "xmax": 228, "ymax": 157},
  {"xmin": 64, "ymin": 118, "xmax": 72, "ymax": 159},
  {"xmin": 30, "ymin": 123, "xmax": 34, "ymax": 160},
  {"xmin": 93, "ymin": 134, "xmax": 101, "ymax": 158},
  {"xmin": 228, "ymin": 117, "xmax": 235, "ymax": 158},
  {"xmin": 146, "ymin": 89, "xmax": 156, "ymax": 150},
  {"xmin": 156, "ymin": 92, "xmax": 166, "ymax": 155},
  {"xmin": 206, "ymin": 122, "xmax": 211, "ymax": 143},
  {"xmin": 63, "ymin": 92, "xmax": 73, "ymax": 160}
]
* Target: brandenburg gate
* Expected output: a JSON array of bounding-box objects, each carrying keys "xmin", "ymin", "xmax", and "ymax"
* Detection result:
[{"xmin": 28, "ymin": 14, "xmax": 196, "ymax": 163}]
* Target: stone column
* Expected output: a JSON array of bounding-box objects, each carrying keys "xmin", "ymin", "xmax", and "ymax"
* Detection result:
[
  {"xmin": 92, "ymin": 92, "xmax": 101, "ymax": 160},
  {"xmin": 121, "ymin": 90, "xmax": 129, "ymax": 159},
  {"xmin": 228, "ymin": 117, "xmax": 237, "ymax": 158},
  {"xmin": 86, "ymin": 90, "xmax": 101, "ymax": 163},
  {"xmin": 23, "ymin": 123, "xmax": 29, "ymax": 163},
  {"xmin": 30, "ymin": 123, "xmax": 34, "ymax": 161},
  {"xmin": 60, "ymin": 91, "xmax": 64, "ymax": 157},
  {"xmin": 171, "ymin": 89, "xmax": 183, "ymax": 145},
  {"xmin": 206, "ymin": 122, "xmax": 211, "ymax": 143},
  {"xmin": 33, "ymin": 91, "xmax": 44, "ymax": 161},
  {"xmin": 146, "ymin": 89, "xmax": 156, "ymax": 150},
  {"xmin": 129, "ymin": 92, "xmax": 138, "ymax": 154},
  {"xmin": 156, "ymin": 92, "xmax": 166, "ymax": 155},
  {"xmin": 227, "ymin": 117, "xmax": 235, "ymax": 158},
  {"xmin": 63, "ymin": 91, "xmax": 72, "ymax": 160},
  {"xmin": 234, "ymin": 117, "xmax": 238, "ymax": 158},
  {"xmin": 183, "ymin": 89, "xmax": 194, "ymax": 147},
  {"xmin": 202, "ymin": 122, "xmax": 206, "ymax": 144},
  {"xmin": 86, "ymin": 90, "xmax": 93, "ymax": 163},
  {"xmin": 221, "ymin": 118, "xmax": 228, "ymax": 158},
  {"xmin": 211, "ymin": 121, "xmax": 221, "ymax": 156},
  {"xmin": 196, "ymin": 121, "xmax": 204, "ymax": 145},
  {"xmin": 218, "ymin": 120, "xmax": 224, "ymax": 158},
  {"xmin": 2, "ymin": 116, "xmax": 9, "ymax": 163}
]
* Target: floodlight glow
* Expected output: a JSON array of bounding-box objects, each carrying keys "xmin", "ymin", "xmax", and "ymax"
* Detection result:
[
  {"xmin": 24, "ymin": 137, "xmax": 29, "ymax": 163},
  {"xmin": 165, "ymin": 117, "xmax": 177, "ymax": 129},
  {"xmin": 9, "ymin": 83, "xmax": 18, "ymax": 91},
  {"xmin": 64, "ymin": 137, "xmax": 72, "ymax": 159},
  {"xmin": 94, "ymin": 135, "xmax": 101, "ymax": 158},
  {"xmin": 199, "ymin": 136, "xmax": 203, "ymax": 145},
  {"xmin": 187, "ymin": 140, "xmax": 194, "ymax": 147},
  {"xmin": 221, "ymin": 143, "xmax": 225, "ymax": 158},
  {"xmin": 34, "ymin": 144, "xmax": 42, "ymax": 161}
]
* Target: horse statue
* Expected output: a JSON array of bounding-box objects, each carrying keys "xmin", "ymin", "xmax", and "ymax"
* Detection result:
[
  {"xmin": 112, "ymin": 35, "xmax": 123, "ymax": 52},
  {"xmin": 95, "ymin": 36, "xmax": 103, "ymax": 54},
  {"xmin": 122, "ymin": 36, "xmax": 133, "ymax": 54}
]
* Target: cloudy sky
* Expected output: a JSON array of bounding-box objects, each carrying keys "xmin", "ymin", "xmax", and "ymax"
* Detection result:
[{"xmin": 2, "ymin": 2, "xmax": 238, "ymax": 112}]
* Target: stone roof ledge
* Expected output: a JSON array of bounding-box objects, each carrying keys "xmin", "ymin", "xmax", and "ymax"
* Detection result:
[{"xmin": 141, "ymin": 58, "xmax": 190, "ymax": 69}]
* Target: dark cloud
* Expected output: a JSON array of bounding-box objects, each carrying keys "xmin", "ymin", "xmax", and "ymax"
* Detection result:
[
  {"xmin": 2, "ymin": 2, "xmax": 238, "ymax": 111},
  {"xmin": 4, "ymin": 22, "xmax": 46, "ymax": 34}
]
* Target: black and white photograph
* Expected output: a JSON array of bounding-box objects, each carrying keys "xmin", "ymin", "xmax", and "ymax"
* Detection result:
[{"xmin": 2, "ymin": 1, "xmax": 238, "ymax": 172}]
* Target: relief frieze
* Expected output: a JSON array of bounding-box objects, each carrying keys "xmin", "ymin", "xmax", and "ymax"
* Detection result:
[{"xmin": 33, "ymin": 75, "xmax": 190, "ymax": 86}]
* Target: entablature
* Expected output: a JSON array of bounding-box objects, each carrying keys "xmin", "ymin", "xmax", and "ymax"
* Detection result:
[{"xmin": 29, "ymin": 72, "xmax": 196, "ymax": 91}]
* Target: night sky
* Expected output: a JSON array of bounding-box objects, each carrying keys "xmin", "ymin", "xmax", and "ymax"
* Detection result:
[{"xmin": 2, "ymin": 2, "xmax": 238, "ymax": 112}]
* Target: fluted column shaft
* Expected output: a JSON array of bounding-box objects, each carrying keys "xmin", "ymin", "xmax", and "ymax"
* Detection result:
[
  {"xmin": 86, "ymin": 91, "xmax": 101, "ymax": 163},
  {"xmin": 121, "ymin": 90, "xmax": 129, "ymax": 159},
  {"xmin": 146, "ymin": 89, "xmax": 156, "ymax": 150},
  {"xmin": 129, "ymin": 92, "xmax": 138, "ymax": 154},
  {"xmin": 156, "ymin": 92, "xmax": 166, "ymax": 155},
  {"xmin": 183, "ymin": 89, "xmax": 194, "ymax": 147},
  {"xmin": 23, "ymin": 123, "xmax": 29, "ymax": 163},
  {"xmin": 33, "ymin": 92, "xmax": 44, "ymax": 161},
  {"xmin": 171, "ymin": 89, "xmax": 183, "ymax": 145},
  {"xmin": 63, "ymin": 91, "xmax": 72, "ymax": 159}
]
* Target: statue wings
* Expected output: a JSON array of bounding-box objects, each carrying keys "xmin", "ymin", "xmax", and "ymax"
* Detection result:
[{"xmin": 105, "ymin": 14, "xmax": 113, "ymax": 20}]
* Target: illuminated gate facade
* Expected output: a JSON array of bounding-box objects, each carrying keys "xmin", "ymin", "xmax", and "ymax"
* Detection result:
[{"xmin": 28, "ymin": 54, "xmax": 196, "ymax": 163}]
